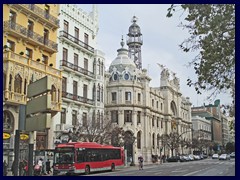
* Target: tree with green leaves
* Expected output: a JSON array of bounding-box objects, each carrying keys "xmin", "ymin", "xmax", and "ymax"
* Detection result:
[{"xmin": 167, "ymin": 4, "xmax": 235, "ymax": 115}]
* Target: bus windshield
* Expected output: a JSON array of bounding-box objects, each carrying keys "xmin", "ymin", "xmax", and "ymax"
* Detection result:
[{"xmin": 54, "ymin": 147, "xmax": 74, "ymax": 164}]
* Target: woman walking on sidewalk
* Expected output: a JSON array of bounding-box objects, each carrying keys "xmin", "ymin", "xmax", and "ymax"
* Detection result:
[{"xmin": 138, "ymin": 155, "xmax": 144, "ymax": 170}]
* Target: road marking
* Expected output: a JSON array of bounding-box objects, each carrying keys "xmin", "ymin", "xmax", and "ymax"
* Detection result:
[
  {"xmin": 172, "ymin": 170, "xmax": 187, "ymax": 173},
  {"xmin": 183, "ymin": 169, "xmax": 203, "ymax": 176},
  {"xmin": 154, "ymin": 171, "xmax": 162, "ymax": 175}
]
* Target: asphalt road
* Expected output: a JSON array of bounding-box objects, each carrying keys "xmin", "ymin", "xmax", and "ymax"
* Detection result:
[{"xmin": 84, "ymin": 158, "xmax": 235, "ymax": 176}]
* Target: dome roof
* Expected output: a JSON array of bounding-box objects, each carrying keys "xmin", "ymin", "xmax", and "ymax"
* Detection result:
[
  {"xmin": 128, "ymin": 16, "xmax": 142, "ymax": 36},
  {"xmin": 109, "ymin": 39, "xmax": 136, "ymax": 73}
]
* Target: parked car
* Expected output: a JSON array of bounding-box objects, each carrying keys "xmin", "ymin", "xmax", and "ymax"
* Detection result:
[
  {"xmin": 212, "ymin": 154, "xmax": 219, "ymax": 159},
  {"xmin": 230, "ymin": 152, "xmax": 235, "ymax": 158},
  {"xmin": 166, "ymin": 156, "xmax": 180, "ymax": 162},
  {"xmin": 179, "ymin": 155, "xmax": 190, "ymax": 162},
  {"xmin": 219, "ymin": 154, "xmax": 231, "ymax": 160},
  {"xmin": 188, "ymin": 154, "xmax": 194, "ymax": 161},
  {"xmin": 193, "ymin": 155, "xmax": 201, "ymax": 160},
  {"xmin": 203, "ymin": 154, "xmax": 208, "ymax": 158}
]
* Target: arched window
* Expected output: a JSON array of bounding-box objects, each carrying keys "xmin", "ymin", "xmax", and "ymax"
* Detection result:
[
  {"xmin": 24, "ymin": 79, "xmax": 27, "ymax": 94},
  {"xmin": 97, "ymin": 83, "xmax": 100, "ymax": 101},
  {"xmin": 93, "ymin": 83, "xmax": 96, "ymax": 100},
  {"xmin": 9, "ymin": 74, "xmax": 13, "ymax": 91},
  {"xmin": 170, "ymin": 101, "xmax": 177, "ymax": 116},
  {"xmin": 101, "ymin": 85, "xmax": 103, "ymax": 102},
  {"xmin": 51, "ymin": 85, "xmax": 56, "ymax": 101},
  {"xmin": 14, "ymin": 74, "xmax": 22, "ymax": 93},
  {"xmin": 3, "ymin": 111, "xmax": 14, "ymax": 132},
  {"xmin": 137, "ymin": 131, "xmax": 141, "ymax": 149}
]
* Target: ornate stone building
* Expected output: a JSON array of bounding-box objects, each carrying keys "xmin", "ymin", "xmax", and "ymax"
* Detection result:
[
  {"xmin": 52, "ymin": 4, "xmax": 105, "ymax": 148},
  {"xmin": 3, "ymin": 4, "xmax": 61, "ymax": 167},
  {"xmin": 105, "ymin": 16, "xmax": 192, "ymax": 163}
]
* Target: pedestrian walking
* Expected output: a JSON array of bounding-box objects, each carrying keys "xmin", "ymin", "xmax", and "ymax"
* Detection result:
[
  {"xmin": 46, "ymin": 159, "xmax": 51, "ymax": 174},
  {"xmin": 138, "ymin": 155, "xmax": 144, "ymax": 170},
  {"xmin": 3, "ymin": 160, "xmax": 8, "ymax": 176}
]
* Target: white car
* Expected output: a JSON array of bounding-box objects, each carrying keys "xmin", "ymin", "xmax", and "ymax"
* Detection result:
[
  {"xmin": 212, "ymin": 154, "xmax": 219, "ymax": 159},
  {"xmin": 219, "ymin": 154, "xmax": 231, "ymax": 160}
]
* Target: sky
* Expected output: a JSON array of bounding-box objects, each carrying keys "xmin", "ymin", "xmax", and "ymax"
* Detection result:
[{"xmin": 78, "ymin": 4, "xmax": 233, "ymax": 107}]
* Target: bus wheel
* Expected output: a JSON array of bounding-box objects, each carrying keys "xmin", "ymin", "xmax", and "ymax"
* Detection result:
[
  {"xmin": 85, "ymin": 165, "xmax": 90, "ymax": 175},
  {"xmin": 111, "ymin": 164, "xmax": 115, "ymax": 172}
]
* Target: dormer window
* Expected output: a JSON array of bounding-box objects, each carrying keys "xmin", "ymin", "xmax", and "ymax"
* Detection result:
[
  {"xmin": 112, "ymin": 73, "xmax": 119, "ymax": 81},
  {"xmin": 124, "ymin": 73, "xmax": 130, "ymax": 80}
]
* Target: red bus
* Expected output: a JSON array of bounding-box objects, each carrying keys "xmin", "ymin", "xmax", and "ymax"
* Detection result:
[{"xmin": 53, "ymin": 142, "xmax": 124, "ymax": 175}]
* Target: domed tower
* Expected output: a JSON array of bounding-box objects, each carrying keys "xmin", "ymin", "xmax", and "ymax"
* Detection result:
[{"xmin": 127, "ymin": 16, "xmax": 143, "ymax": 69}]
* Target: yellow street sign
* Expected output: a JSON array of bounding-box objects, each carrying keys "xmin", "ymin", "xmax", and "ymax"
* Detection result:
[
  {"xmin": 20, "ymin": 134, "xmax": 29, "ymax": 140},
  {"xmin": 3, "ymin": 132, "xmax": 11, "ymax": 140}
]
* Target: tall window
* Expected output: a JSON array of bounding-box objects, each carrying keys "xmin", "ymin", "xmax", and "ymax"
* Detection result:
[
  {"xmin": 124, "ymin": 110, "xmax": 132, "ymax": 123},
  {"xmin": 152, "ymin": 99, "xmax": 154, "ymax": 107},
  {"xmin": 83, "ymin": 84, "xmax": 87, "ymax": 99},
  {"xmin": 137, "ymin": 131, "xmax": 141, "ymax": 149},
  {"xmin": 111, "ymin": 111, "xmax": 118, "ymax": 123},
  {"xmin": 62, "ymin": 77, "xmax": 67, "ymax": 96},
  {"xmin": 101, "ymin": 86, "xmax": 103, "ymax": 103},
  {"xmin": 82, "ymin": 112, "xmax": 87, "ymax": 127},
  {"xmin": 64, "ymin": 20, "xmax": 69, "ymax": 36},
  {"xmin": 84, "ymin": 58, "xmax": 88, "ymax": 74},
  {"xmin": 97, "ymin": 84, "xmax": 100, "ymax": 101},
  {"xmin": 138, "ymin": 93, "xmax": 141, "ymax": 102},
  {"xmin": 74, "ymin": 27, "xmax": 79, "ymax": 41},
  {"xmin": 137, "ymin": 111, "xmax": 141, "ymax": 124},
  {"xmin": 44, "ymin": 4, "xmax": 50, "ymax": 19},
  {"xmin": 92, "ymin": 83, "xmax": 96, "ymax": 100},
  {"xmin": 161, "ymin": 118, "xmax": 164, "ymax": 128},
  {"xmin": 43, "ymin": 29, "xmax": 49, "ymax": 45},
  {"xmin": 61, "ymin": 108, "xmax": 66, "ymax": 124},
  {"xmin": 125, "ymin": 92, "xmax": 131, "ymax": 101},
  {"xmin": 84, "ymin": 33, "xmax": 89, "ymax": 45},
  {"xmin": 156, "ymin": 101, "xmax": 159, "ymax": 109},
  {"xmin": 72, "ymin": 110, "xmax": 78, "ymax": 126},
  {"xmin": 27, "ymin": 20, "xmax": 34, "ymax": 38},
  {"xmin": 96, "ymin": 111, "xmax": 100, "ymax": 127},
  {"xmin": 152, "ymin": 116, "xmax": 155, "ymax": 127},
  {"xmin": 9, "ymin": 10, "xmax": 16, "ymax": 30},
  {"xmin": 111, "ymin": 92, "xmax": 117, "ymax": 102},
  {"xmin": 25, "ymin": 48, "xmax": 33, "ymax": 59},
  {"xmin": 161, "ymin": 103, "xmax": 163, "ymax": 110},
  {"xmin": 63, "ymin": 48, "xmax": 68, "ymax": 61},
  {"xmin": 157, "ymin": 117, "xmax": 159, "ymax": 127},
  {"xmin": 42, "ymin": 54, "xmax": 48, "ymax": 65},
  {"xmin": 14, "ymin": 74, "xmax": 22, "ymax": 93},
  {"xmin": 51, "ymin": 85, "xmax": 56, "ymax": 101},
  {"xmin": 92, "ymin": 110, "xmax": 95, "ymax": 127},
  {"xmin": 74, "ymin": 53, "xmax": 78, "ymax": 70},
  {"xmin": 7, "ymin": 40, "xmax": 15, "ymax": 52},
  {"xmin": 73, "ymin": 80, "xmax": 78, "ymax": 100}
]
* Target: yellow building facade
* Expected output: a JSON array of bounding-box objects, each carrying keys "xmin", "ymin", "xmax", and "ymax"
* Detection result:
[{"xmin": 3, "ymin": 4, "xmax": 62, "ymax": 164}]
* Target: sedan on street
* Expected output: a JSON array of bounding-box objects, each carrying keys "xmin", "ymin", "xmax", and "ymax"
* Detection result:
[
  {"xmin": 212, "ymin": 154, "xmax": 219, "ymax": 159},
  {"xmin": 219, "ymin": 154, "xmax": 231, "ymax": 160}
]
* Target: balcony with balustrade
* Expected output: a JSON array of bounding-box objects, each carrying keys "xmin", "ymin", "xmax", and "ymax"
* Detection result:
[
  {"xmin": 59, "ymin": 31, "xmax": 94, "ymax": 55},
  {"xmin": 3, "ymin": 51, "xmax": 62, "ymax": 111},
  {"xmin": 4, "ymin": 20, "xmax": 58, "ymax": 53},
  {"xmin": 60, "ymin": 60, "xmax": 95, "ymax": 80},
  {"xmin": 8, "ymin": 4, "xmax": 59, "ymax": 29},
  {"xmin": 62, "ymin": 91, "xmax": 94, "ymax": 107}
]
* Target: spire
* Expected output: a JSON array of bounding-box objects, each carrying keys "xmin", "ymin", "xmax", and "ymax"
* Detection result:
[{"xmin": 120, "ymin": 35, "xmax": 125, "ymax": 48}]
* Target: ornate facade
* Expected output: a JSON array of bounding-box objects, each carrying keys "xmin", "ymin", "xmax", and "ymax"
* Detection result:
[
  {"xmin": 52, "ymin": 4, "xmax": 105, "ymax": 148},
  {"xmin": 105, "ymin": 16, "xmax": 192, "ymax": 163},
  {"xmin": 3, "ymin": 4, "xmax": 61, "ymax": 167}
]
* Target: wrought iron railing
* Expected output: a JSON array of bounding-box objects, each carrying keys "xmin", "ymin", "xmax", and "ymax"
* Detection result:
[
  {"xmin": 4, "ymin": 20, "xmax": 58, "ymax": 51},
  {"xmin": 61, "ymin": 60, "xmax": 94, "ymax": 78},
  {"xmin": 12, "ymin": 4, "xmax": 59, "ymax": 27},
  {"xmin": 59, "ymin": 31, "xmax": 94, "ymax": 53},
  {"xmin": 62, "ymin": 91, "xmax": 94, "ymax": 105}
]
